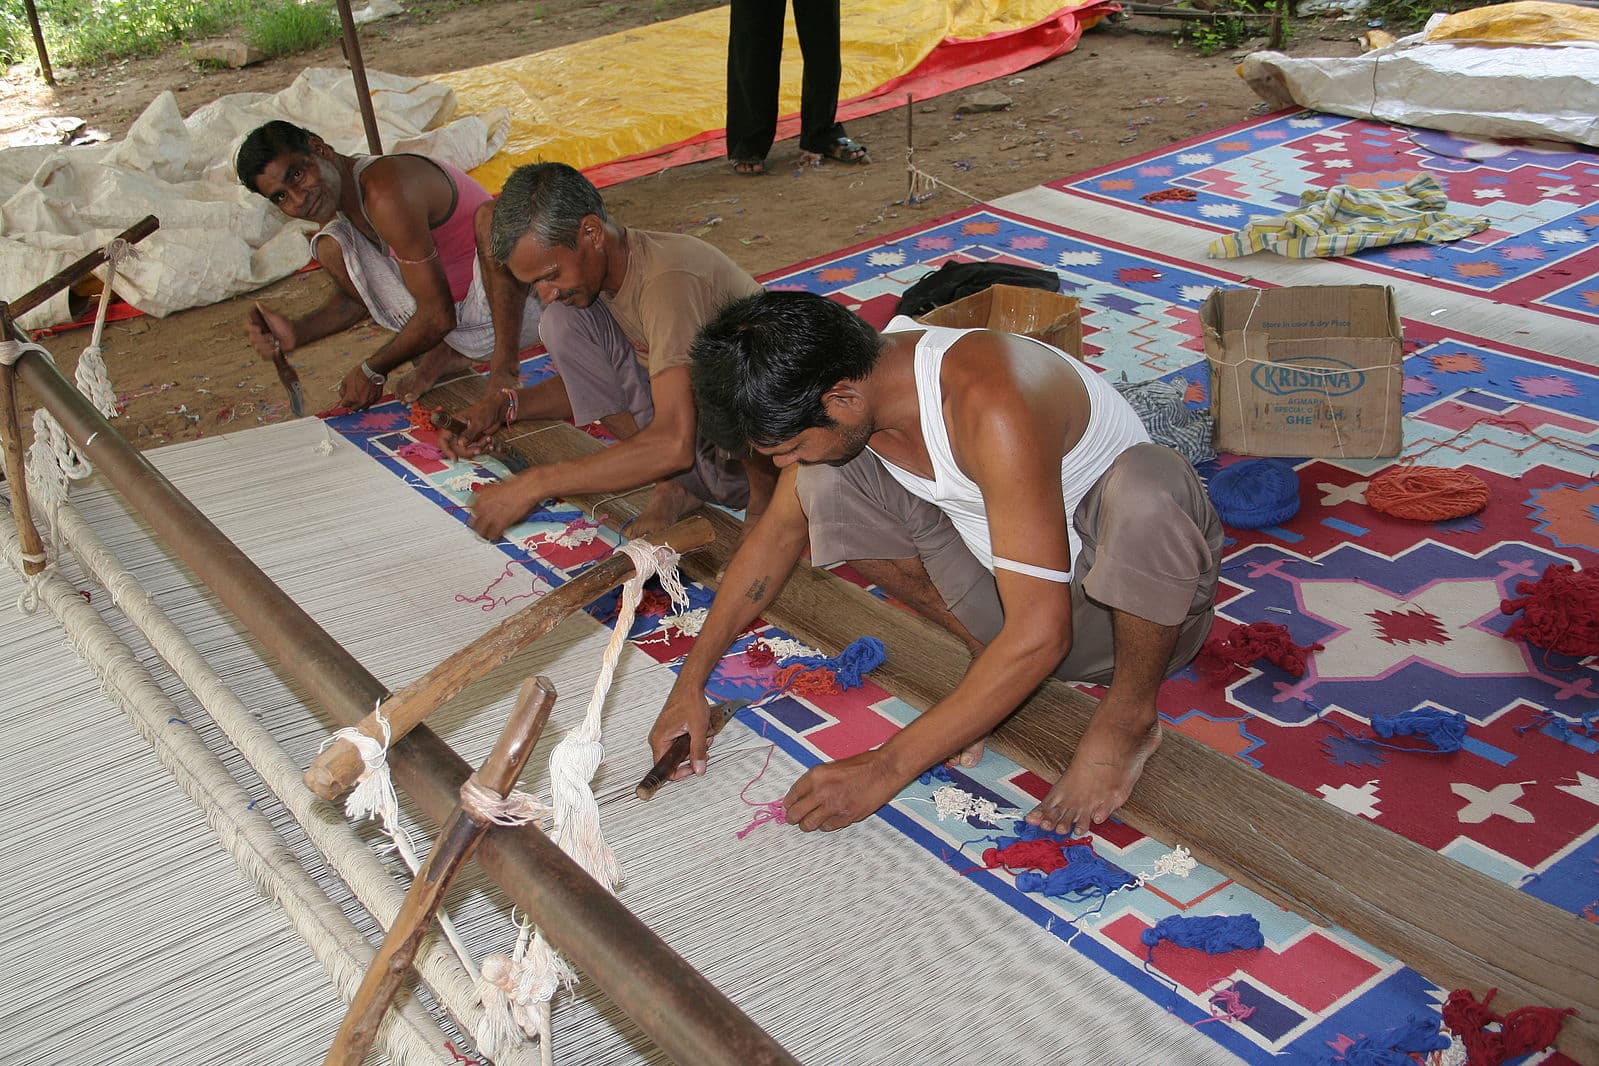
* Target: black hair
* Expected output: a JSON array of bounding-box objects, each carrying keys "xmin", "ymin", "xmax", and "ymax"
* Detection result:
[
  {"xmin": 490, "ymin": 162, "xmax": 610, "ymax": 263},
  {"xmin": 690, "ymin": 291, "xmax": 883, "ymax": 452},
  {"xmin": 235, "ymin": 121, "xmax": 317, "ymax": 193}
]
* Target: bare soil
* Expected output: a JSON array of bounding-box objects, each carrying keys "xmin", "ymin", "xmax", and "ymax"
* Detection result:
[{"xmin": 0, "ymin": 1, "xmax": 1359, "ymax": 446}]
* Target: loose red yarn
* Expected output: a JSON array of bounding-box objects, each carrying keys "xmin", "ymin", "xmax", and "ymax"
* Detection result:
[
  {"xmin": 981, "ymin": 836, "xmax": 1095, "ymax": 873},
  {"xmin": 409, "ymin": 403, "xmax": 438, "ymax": 433},
  {"xmin": 1501, "ymin": 564, "xmax": 1599, "ymax": 657},
  {"xmin": 1198, "ymin": 621, "xmax": 1324, "ymax": 680},
  {"xmin": 1441, "ymin": 988, "xmax": 1574, "ymax": 1066},
  {"xmin": 743, "ymin": 639, "xmax": 777, "ymax": 669},
  {"xmin": 1366, "ymin": 465, "xmax": 1490, "ymax": 521},
  {"xmin": 771, "ymin": 664, "xmax": 842, "ymax": 697}
]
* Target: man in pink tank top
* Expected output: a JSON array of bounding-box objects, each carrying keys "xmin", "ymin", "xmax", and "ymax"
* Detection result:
[
  {"xmin": 648, "ymin": 291, "xmax": 1223, "ymax": 840},
  {"xmin": 236, "ymin": 121, "xmax": 541, "ymax": 412}
]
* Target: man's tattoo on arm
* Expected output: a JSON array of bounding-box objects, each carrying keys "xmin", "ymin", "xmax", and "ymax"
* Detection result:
[{"xmin": 744, "ymin": 576, "xmax": 768, "ymax": 603}]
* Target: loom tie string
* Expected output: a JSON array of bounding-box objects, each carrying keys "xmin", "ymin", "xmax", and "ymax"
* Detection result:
[{"xmin": 1441, "ymin": 988, "xmax": 1575, "ymax": 1066}]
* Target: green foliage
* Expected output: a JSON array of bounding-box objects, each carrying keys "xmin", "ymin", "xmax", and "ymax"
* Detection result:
[
  {"xmin": 244, "ymin": 0, "xmax": 336, "ymax": 58},
  {"xmin": 0, "ymin": 0, "xmax": 335, "ymax": 68},
  {"xmin": 1173, "ymin": 0, "xmax": 1284, "ymax": 56}
]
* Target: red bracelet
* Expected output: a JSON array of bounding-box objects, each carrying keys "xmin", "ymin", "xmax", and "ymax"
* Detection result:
[{"xmin": 501, "ymin": 387, "xmax": 519, "ymax": 427}]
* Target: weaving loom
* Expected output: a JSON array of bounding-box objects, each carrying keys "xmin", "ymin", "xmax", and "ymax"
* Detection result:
[{"xmin": 0, "ymin": 418, "xmax": 1242, "ymax": 1064}]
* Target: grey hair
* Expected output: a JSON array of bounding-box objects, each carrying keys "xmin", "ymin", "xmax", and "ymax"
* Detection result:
[{"xmin": 489, "ymin": 162, "xmax": 610, "ymax": 263}]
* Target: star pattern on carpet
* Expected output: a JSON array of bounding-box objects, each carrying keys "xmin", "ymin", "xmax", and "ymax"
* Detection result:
[
  {"xmin": 1318, "ymin": 780, "xmax": 1381, "ymax": 819},
  {"xmin": 1451, "ymin": 782, "xmax": 1535, "ymax": 824},
  {"xmin": 1556, "ymin": 772, "xmax": 1599, "ymax": 807}
]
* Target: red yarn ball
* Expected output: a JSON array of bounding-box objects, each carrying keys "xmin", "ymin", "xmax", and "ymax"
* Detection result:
[{"xmin": 1366, "ymin": 465, "xmax": 1489, "ymax": 521}]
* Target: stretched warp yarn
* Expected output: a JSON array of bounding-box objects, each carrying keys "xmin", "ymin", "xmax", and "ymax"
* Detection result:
[
  {"xmin": 1207, "ymin": 459, "xmax": 1301, "ymax": 530},
  {"xmin": 1441, "ymin": 988, "xmax": 1574, "ymax": 1066},
  {"xmin": 1500, "ymin": 563, "xmax": 1599, "ymax": 658},
  {"xmin": 1366, "ymin": 466, "xmax": 1489, "ymax": 521},
  {"xmin": 1198, "ymin": 621, "xmax": 1323, "ymax": 680}
]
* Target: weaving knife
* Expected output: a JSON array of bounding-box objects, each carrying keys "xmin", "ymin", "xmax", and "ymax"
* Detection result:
[
  {"xmin": 635, "ymin": 698, "xmax": 749, "ymax": 801},
  {"xmin": 430, "ymin": 407, "xmax": 531, "ymax": 474}
]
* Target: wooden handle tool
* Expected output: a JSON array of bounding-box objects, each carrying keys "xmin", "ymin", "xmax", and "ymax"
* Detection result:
[
  {"xmin": 636, "ymin": 699, "xmax": 749, "ymax": 801},
  {"xmin": 324, "ymin": 676, "xmax": 557, "ymax": 1066},
  {"xmin": 431, "ymin": 406, "xmax": 530, "ymax": 474}
]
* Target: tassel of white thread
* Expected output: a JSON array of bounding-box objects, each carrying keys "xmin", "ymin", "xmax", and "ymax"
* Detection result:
[
  {"xmin": 929, "ymin": 784, "xmax": 1000, "ymax": 825},
  {"xmin": 1135, "ymin": 845, "xmax": 1198, "ymax": 887},
  {"xmin": 314, "ymin": 423, "xmax": 336, "ymax": 457},
  {"xmin": 497, "ymin": 540, "xmax": 687, "ymax": 1036},
  {"xmin": 476, "ymin": 915, "xmax": 573, "ymax": 1058},
  {"xmin": 547, "ymin": 539, "xmax": 685, "ymax": 888},
  {"xmin": 73, "ymin": 237, "xmax": 135, "ymax": 419},
  {"xmin": 324, "ymin": 703, "xmax": 477, "ymax": 974}
]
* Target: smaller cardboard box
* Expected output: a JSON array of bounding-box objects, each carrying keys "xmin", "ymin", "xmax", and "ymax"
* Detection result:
[
  {"xmin": 918, "ymin": 284, "xmax": 1083, "ymax": 359},
  {"xmin": 1202, "ymin": 285, "xmax": 1404, "ymax": 458}
]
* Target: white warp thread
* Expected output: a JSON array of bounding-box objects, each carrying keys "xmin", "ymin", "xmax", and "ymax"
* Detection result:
[{"xmin": 53, "ymin": 502, "xmax": 531, "ymax": 1062}]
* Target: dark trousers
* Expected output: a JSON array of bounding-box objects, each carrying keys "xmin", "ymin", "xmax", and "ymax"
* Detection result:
[{"xmin": 726, "ymin": 0, "xmax": 844, "ymax": 162}]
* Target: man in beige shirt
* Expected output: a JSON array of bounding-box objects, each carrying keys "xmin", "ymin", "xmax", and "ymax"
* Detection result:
[{"xmin": 441, "ymin": 162, "xmax": 771, "ymax": 539}]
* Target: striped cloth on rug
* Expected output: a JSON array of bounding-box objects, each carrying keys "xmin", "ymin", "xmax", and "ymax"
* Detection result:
[
  {"xmin": 1206, "ymin": 173, "xmax": 1488, "ymax": 259},
  {"xmin": 1113, "ymin": 375, "xmax": 1216, "ymax": 466}
]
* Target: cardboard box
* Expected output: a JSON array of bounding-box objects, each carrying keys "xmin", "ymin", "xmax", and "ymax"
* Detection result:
[
  {"xmin": 918, "ymin": 284, "xmax": 1083, "ymax": 359},
  {"xmin": 1202, "ymin": 284, "xmax": 1404, "ymax": 458}
]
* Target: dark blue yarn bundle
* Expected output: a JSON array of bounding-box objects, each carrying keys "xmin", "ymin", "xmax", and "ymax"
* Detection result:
[
  {"xmin": 1140, "ymin": 914, "xmax": 1264, "ymax": 954},
  {"xmin": 1208, "ymin": 459, "xmax": 1302, "ymax": 530},
  {"xmin": 1370, "ymin": 708, "xmax": 1468, "ymax": 753},
  {"xmin": 782, "ymin": 636, "xmax": 888, "ymax": 689},
  {"xmin": 1323, "ymin": 1013, "xmax": 1450, "ymax": 1065},
  {"xmin": 1014, "ymin": 846, "xmax": 1137, "ymax": 898}
]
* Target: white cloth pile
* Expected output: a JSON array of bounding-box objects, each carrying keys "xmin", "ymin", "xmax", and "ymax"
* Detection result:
[{"xmin": 0, "ymin": 67, "xmax": 509, "ymax": 330}]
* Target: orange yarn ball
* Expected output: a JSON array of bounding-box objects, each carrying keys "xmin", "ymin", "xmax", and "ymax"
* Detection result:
[{"xmin": 1366, "ymin": 465, "xmax": 1490, "ymax": 521}]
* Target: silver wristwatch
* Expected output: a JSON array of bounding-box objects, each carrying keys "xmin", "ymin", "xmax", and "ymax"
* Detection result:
[{"xmin": 358, "ymin": 359, "xmax": 387, "ymax": 385}]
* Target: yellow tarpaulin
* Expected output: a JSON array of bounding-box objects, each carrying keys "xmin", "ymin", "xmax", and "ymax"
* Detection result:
[
  {"xmin": 1426, "ymin": 0, "xmax": 1599, "ymax": 44},
  {"xmin": 436, "ymin": 0, "xmax": 1090, "ymax": 191}
]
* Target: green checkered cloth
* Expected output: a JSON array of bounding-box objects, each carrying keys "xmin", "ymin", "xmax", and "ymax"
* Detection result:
[{"xmin": 1207, "ymin": 173, "xmax": 1489, "ymax": 260}]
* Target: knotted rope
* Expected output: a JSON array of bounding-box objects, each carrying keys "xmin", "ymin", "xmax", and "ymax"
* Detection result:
[
  {"xmin": 4, "ymin": 338, "xmax": 88, "ymax": 612},
  {"xmin": 481, "ymin": 538, "xmax": 688, "ymax": 1055}
]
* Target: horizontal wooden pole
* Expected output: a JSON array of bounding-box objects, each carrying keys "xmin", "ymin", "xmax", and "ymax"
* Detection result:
[
  {"xmin": 6, "ymin": 215, "xmax": 159, "ymax": 322},
  {"xmin": 451, "ymin": 387, "xmax": 1599, "ymax": 1062},
  {"xmin": 305, "ymin": 514, "xmax": 716, "ymax": 800}
]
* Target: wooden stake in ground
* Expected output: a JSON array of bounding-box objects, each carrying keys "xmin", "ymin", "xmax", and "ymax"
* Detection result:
[
  {"xmin": 0, "ymin": 303, "xmax": 46, "ymax": 578},
  {"xmin": 325, "ymin": 676, "xmax": 558, "ymax": 1066},
  {"xmin": 306, "ymin": 516, "xmax": 716, "ymax": 800}
]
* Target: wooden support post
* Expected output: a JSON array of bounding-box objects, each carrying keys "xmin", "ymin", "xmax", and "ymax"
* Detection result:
[
  {"xmin": 325, "ymin": 677, "xmax": 557, "ymax": 1066},
  {"xmin": 333, "ymin": 0, "xmax": 384, "ymax": 156},
  {"xmin": 0, "ymin": 302, "xmax": 46, "ymax": 577},
  {"xmin": 443, "ymin": 394, "xmax": 1599, "ymax": 1063},
  {"xmin": 20, "ymin": 0, "xmax": 53, "ymax": 86},
  {"xmin": 6, "ymin": 215, "xmax": 159, "ymax": 325},
  {"xmin": 305, "ymin": 515, "xmax": 715, "ymax": 799}
]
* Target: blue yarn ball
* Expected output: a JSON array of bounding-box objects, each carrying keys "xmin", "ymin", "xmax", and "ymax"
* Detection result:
[{"xmin": 1208, "ymin": 459, "xmax": 1301, "ymax": 530}]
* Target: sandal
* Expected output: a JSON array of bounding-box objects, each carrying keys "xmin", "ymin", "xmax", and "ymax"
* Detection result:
[
  {"xmin": 731, "ymin": 157, "xmax": 769, "ymax": 176},
  {"xmin": 802, "ymin": 136, "xmax": 870, "ymax": 165}
]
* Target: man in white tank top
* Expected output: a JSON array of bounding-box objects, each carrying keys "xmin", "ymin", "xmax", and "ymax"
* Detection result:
[{"xmin": 649, "ymin": 291, "xmax": 1223, "ymax": 837}]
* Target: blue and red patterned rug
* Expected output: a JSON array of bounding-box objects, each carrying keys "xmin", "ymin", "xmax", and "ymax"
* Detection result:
[
  {"xmin": 1051, "ymin": 109, "xmax": 1599, "ymax": 326},
  {"xmin": 323, "ymin": 122, "xmax": 1596, "ymax": 1064}
]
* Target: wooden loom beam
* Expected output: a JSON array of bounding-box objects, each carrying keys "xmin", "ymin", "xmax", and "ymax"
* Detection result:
[
  {"xmin": 305, "ymin": 514, "xmax": 717, "ymax": 801},
  {"xmin": 451, "ymin": 395, "xmax": 1599, "ymax": 1061},
  {"xmin": 10, "ymin": 350, "xmax": 798, "ymax": 1066}
]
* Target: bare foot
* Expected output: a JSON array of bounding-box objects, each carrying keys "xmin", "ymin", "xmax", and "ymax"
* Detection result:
[
  {"xmin": 945, "ymin": 737, "xmax": 986, "ymax": 770},
  {"xmin": 246, "ymin": 302, "xmax": 296, "ymax": 361},
  {"xmin": 1026, "ymin": 708, "xmax": 1163, "ymax": 835},
  {"xmin": 630, "ymin": 479, "xmax": 703, "ymax": 541},
  {"xmin": 390, "ymin": 345, "xmax": 477, "ymax": 405}
]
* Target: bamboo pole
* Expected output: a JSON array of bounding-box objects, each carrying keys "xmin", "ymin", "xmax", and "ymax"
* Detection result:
[
  {"xmin": 333, "ymin": 0, "xmax": 383, "ymax": 156},
  {"xmin": 454, "ymin": 399, "xmax": 1599, "ymax": 1063},
  {"xmin": 20, "ymin": 0, "xmax": 52, "ymax": 86}
]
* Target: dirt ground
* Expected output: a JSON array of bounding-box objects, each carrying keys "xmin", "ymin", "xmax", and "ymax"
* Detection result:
[{"xmin": 0, "ymin": 1, "xmax": 1360, "ymax": 446}]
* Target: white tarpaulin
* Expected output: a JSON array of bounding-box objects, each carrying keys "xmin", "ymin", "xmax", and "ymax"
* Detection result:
[
  {"xmin": 0, "ymin": 67, "xmax": 509, "ymax": 331},
  {"xmin": 1239, "ymin": 18, "xmax": 1599, "ymax": 150}
]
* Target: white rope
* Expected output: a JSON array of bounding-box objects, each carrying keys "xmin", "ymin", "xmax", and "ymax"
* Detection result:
[
  {"xmin": 459, "ymin": 775, "xmax": 553, "ymax": 827},
  {"xmin": 327, "ymin": 707, "xmax": 480, "ymax": 980},
  {"xmin": 489, "ymin": 539, "xmax": 687, "ymax": 1047},
  {"xmin": 0, "ymin": 507, "xmax": 457, "ymax": 1065},
  {"xmin": 75, "ymin": 345, "xmax": 118, "ymax": 419},
  {"xmin": 88, "ymin": 238, "xmax": 137, "ymax": 353}
]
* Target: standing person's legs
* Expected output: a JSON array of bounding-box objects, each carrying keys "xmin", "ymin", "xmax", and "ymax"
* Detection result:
[
  {"xmin": 792, "ymin": 0, "xmax": 845, "ymax": 154},
  {"xmin": 726, "ymin": 0, "xmax": 787, "ymax": 167}
]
